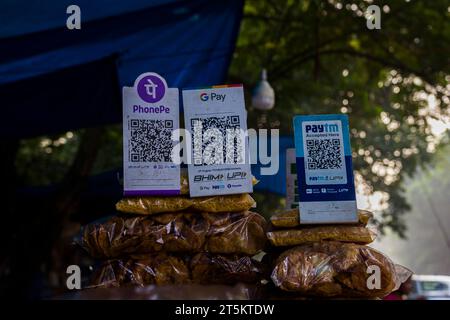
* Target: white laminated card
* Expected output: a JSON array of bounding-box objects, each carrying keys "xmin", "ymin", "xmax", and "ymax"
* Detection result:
[
  {"xmin": 122, "ymin": 72, "xmax": 180, "ymax": 196},
  {"xmin": 182, "ymin": 85, "xmax": 253, "ymax": 197}
]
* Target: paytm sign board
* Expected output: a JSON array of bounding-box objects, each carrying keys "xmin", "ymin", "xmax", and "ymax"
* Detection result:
[{"xmin": 293, "ymin": 114, "xmax": 357, "ymax": 224}]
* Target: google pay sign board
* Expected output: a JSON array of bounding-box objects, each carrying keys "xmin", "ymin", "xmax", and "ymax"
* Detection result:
[
  {"xmin": 183, "ymin": 85, "xmax": 252, "ymax": 197},
  {"xmin": 293, "ymin": 114, "xmax": 357, "ymax": 224}
]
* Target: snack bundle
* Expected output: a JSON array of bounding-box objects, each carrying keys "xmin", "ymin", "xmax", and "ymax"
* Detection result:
[
  {"xmin": 81, "ymin": 176, "xmax": 268, "ymax": 288},
  {"xmin": 267, "ymin": 209, "xmax": 412, "ymax": 298}
]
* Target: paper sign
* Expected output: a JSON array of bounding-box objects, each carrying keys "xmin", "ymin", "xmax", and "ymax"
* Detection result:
[
  {"xmin": 183, "ymin": 84, "xmax": 253, "ymax": 197},
  {"xmin": 122, "ymin": 72, "xmax": 180, "ymax": 196},
  {"xmin": 293, "ymin": 114, "xmax": 357, "ymax": 223},
  {"xmin": 285, "ymin": 148, "xmax": 299, "ymax": 210}
]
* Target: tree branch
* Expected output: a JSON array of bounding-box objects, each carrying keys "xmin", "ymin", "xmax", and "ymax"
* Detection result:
[
  {"xmin": 319, "ymin": 49, "xmax": 433, "ymax": 84},
  {"xmin": 272, "ymin": 48, "xmax": 433, "ymax": 84}
]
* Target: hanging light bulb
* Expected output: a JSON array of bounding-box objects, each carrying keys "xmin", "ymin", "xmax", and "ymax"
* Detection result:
[{"xmin": 252, "ymin": 69, "xmax": 275, "ymax": 111}]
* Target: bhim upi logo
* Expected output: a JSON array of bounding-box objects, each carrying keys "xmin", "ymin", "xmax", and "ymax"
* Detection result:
[{"xmin": 200, "ymin": 93, "xmax": 209, "ymax": 101}]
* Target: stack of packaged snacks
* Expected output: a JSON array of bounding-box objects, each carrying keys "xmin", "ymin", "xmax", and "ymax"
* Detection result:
[
  {"xmin": 266, "ymin": 209, "xmax": 411, "ymax": 299},
  {"xmin": 267, "ymin": 209, "xmax": 375, "ymax": 246},
  {"xmin": 81, "ymin": 175, "xmax": 268, "ymax": 288}
]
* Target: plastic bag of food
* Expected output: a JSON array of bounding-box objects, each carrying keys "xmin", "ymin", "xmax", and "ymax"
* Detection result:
[
  {"xmin": 89, "ymin": 253, "xmax": 266, "ymax": 288},
  {"xmin": 190, "ymin": 253, "xmax": 267, "ymax": 285},
  {"xmin": 82, "ymin": 211, "xmax": 267, "ymax": 258},
  {"xmin": 271, "ymin": 241, "xmax": 412, "ymax": 298},
  {"xmin": 180, "ymin": 169, "xmax": 259, "ymax": 195},
  {"xmin": 116, "ymin": 193, "xmax": 256, "ymax": 215},
  {"xmin": 82, "ymin": 213, "xmax": 208, "ymax": 258},
  {"xmin": 204, "ymin": 211, "xmax": 267, "ymax": 255},
  {"xmin": 89, "ymin": 253, "xmax": 190, "ymax": 287},
  {"xmin": 266, "ymin": 225, "xmax": 376, "ymax": 247},
  {"xmin": 270, "ymin": 209, "xmax": 373, "ymax": 228}
]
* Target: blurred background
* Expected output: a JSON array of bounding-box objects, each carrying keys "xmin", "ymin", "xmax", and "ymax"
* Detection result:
[{"xmin": 0, "ymin": 0, "xmax": 449, "ymax": 299}]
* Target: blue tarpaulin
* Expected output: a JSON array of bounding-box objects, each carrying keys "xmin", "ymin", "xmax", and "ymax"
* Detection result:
[{"xmin": 0, "ymin": 0, "xmax": 243, "ymax": 138}]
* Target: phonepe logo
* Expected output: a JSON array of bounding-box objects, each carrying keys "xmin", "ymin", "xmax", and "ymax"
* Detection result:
[
  {"xmin": 133, "ymin": 105, "xmax": 170, "ymax": 114},
  {"xmin": 305, "ymin": 123, "xmax": 339, "ymax": 133},
  {"xmin": 137, "ymin": 74, "xmax": 166, "ymax": 103},
  {"xmin": 199, "ymin": 92, "xmax": 226, "ymax": 102}
]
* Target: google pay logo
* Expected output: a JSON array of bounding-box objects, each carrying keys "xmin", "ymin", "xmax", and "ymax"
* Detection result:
[{"xmin": 200, "ymin": 92, "xmax": 226, "ymax": 102}]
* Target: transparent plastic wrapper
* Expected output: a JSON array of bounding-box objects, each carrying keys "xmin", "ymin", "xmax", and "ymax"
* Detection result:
[
  {"xmin": 90, "ymin": 253, "xmax": 190, "ymax": 287},
  {"xmin": 116, "ymin": 193, "xmax": 256, "ymax": 215},
  {"xmin": 179, "ymin": 169, "xmax": 259, "ymax": 195},
  {"xmin": 271, "ymin": 241, "xmax": 412, "ymax": 298},
  {"xmin": 204, "ymin": 211, "xmax": 267, "ymax": 255},
  {"xmin": 82, "ymin": 211, "xmax": 267, "ymax": 258},
  {"xmin": 190, "ymin": 253, "xmax": 268, "ymax": 285},
  {"xmin": 89, "ymin": 253, "xmax": 267, "ymax": 288},
  {"xmin": 270, "ymin": 209, "xmax": 373, "ymax": 228},
  {"xmin": 267, "ymin": 225, "xmax": 376, "ymax": 247}
]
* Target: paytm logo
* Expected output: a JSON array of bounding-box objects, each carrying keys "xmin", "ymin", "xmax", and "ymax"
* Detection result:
[
  {"xmin": 200, "ymin": 92, "xmax": 226, "ymax": 102},
  {"xmin": 305, "ymin": 123, "xmax": 339, "ymax": 133}
]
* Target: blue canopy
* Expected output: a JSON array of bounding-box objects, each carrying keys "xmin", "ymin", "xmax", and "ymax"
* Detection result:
[{"xmin": 0, "ymin": 0, "xmax": 243, "ymax": 138}]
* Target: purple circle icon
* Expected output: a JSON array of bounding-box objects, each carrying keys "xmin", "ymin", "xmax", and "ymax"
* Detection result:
[{"xmin": 136, "ymin": 74, "xmax": 166, "ymax": 103}]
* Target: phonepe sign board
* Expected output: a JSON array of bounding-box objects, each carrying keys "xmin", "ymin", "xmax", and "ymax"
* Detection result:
[
  {"xmin": 122, "ymin": 72, "xmax": 180, "ymax": 196},
  {"xmin": 182, "ymin": 84, "xmax": 253, "ymax": 197},
  {"xmin": 293, "ymin": 114, "xmax": 357, "ymax": 224}
]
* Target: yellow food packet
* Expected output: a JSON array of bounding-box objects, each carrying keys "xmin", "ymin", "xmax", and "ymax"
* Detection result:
[
  {"xmin": 266, "ymin": 225, "xmax": 376, "ymax": 247},
  {"xmin": 270, "ymin": 209, "xmax": 373, "ymax": 228},
  {"xmin": 116, "ymin": 193, "xmax": 256, "ymax": 215}
]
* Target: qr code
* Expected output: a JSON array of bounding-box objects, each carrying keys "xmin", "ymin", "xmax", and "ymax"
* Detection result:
[
  {"xmin": 191, "ymin": 116, "xmax": 242, "ymax": 166},
  {"xmin": 128, "ymin": 119, "xmax": 173, "ymax": 162},
  {"xmin": 306, "ymin": 139, "xmax": 342, "ymax": 170}
]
